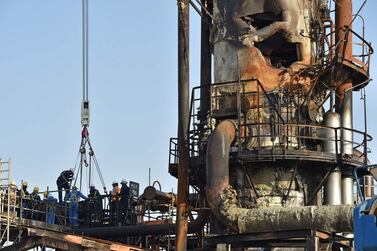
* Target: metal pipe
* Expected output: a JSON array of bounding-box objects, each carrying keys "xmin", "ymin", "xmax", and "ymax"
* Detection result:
[
  {"xmin": 199, "ymin": 0, "xmax": 212, "ymax": 138},
  {"xmin": 342, "ymin": 90, "xmax": 353, "ymax": 155},
  {"xmin": 342, "ymin": 176, "xmax": 354, "ymax": 205},
  {"xmin": 177, "ymin": 0, "xmax": 190, "ymax": 249},
  {"xmin": 143, "ymin": 186, "xmax": 176, "ymax": 203},
  {"xmin": 335, "ymin": 0, "xmax": 354, "ymax": 156},
  {"xmin": 206, "ymin": 120, "xmax": 236, "ymax": 230},
  {"xmin": 335, "ymin": 0, "xmax": 352, "ymax": 61},
  {"xmin": 324, "ymin": 168, "xmax": 342, "ymax": 205},
  {"xmin": 69, "ymin": 210, "xmax": 209, "ymax": 237},
  {"xmin": 323, "ymin": 112, "xmax": 341, "ymax": 154}
]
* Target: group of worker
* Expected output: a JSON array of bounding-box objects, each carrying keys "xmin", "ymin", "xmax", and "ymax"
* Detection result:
[
  {"xmin": 6, "ymin": 180, "xmax": 58, "ymax": 224},
  {"xmin": 4, "ymin": 169, "xmax": 132, "ymax": 227},
  {"xmin": 110, "ymin": 179, "xmax": 130, "ymax": 225}
]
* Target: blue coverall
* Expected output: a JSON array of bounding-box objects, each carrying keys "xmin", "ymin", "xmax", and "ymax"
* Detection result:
[
  {"xmin": 65, "ymin": 190, "xmax": 88, "ymax": 226},
  {"xmin": 46, "ymin": 195, "xmax": 57, "ymax": 224}
]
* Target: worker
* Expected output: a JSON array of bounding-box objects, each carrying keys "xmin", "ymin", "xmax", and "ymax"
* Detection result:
[
  {"xmin": 119, "ymin": 179, "xmax": 130, "ymax": 224},
  {"xmin": 45, "ymin": 192, "xmax": 58, "ymax": 224},
  {"xmin": 110, "ymin": 181, "xmax": 121, "ymax": 224},
  {"xmin": 56, "ymin": 168, "xmax": 74, "ymax": 203},
  {"xmin": 9, "ymin": 181, "xmax": 18, "ymax": 211},
  {"xmin": 17, "ymin": 181, "xmax": 30, "ymax": 218},
  {"xmin": 65, "ymin": 185, "xmax": 88, "ymax": 226},
  {"xmin": 88, "ymin": 185, "xmax": 102, "ymax": 224},
  {"xmin": 30, "ymin": 187, "xmax": 41, "ymax": 220}
]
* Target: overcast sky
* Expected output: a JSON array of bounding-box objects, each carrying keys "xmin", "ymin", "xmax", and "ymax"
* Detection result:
[{"xmin": 0, "ymin": 0, "xmax": 376, "ymax": 196}]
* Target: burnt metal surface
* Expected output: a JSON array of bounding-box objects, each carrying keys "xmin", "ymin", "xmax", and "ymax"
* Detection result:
[{"xmin": 177, "ymin": 0, "xmax": 190, "ymax": 249}]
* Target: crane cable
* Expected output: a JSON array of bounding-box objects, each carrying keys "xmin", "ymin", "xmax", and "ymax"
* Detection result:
[
  {"xmin": 72, "ymin": 0, "xmax": 107, "ymax": 194},
  {"xmin": 83, "ymin": 0, "xmax": 88, "ymax": 103}
]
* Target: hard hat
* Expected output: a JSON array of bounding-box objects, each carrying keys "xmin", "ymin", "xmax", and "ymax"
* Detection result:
[
  {"xmin": 72, "ymin": 185, "xmax": 78, "ymax": 190},
  {"xmin": 33, "ymin": 187, "xmax": 39, "ymax": 193},
  {"xmin": 90, "ymin": 184, "xmax": 95, "ymax": 189},
  {"xmin": 112, "ymin": 181, "xmax": 118, "ymax": 185},
  {"xmin": 22, "ymin": 181, "xmax": 28, "ymax": 187},
  {"xmin": 69, "ymin": 168, "xmax": 74, "ymax": 173},
  {"xmin": 10, "ymin": 181, "xmax": 16, "ymax": 186},
  {"xmin": 43, "ymin": 191, "xmax": 49, "ymax": 197},
  {"xmin": 121, "ymin": 179, "xmax": 128, "ymax": 185}
]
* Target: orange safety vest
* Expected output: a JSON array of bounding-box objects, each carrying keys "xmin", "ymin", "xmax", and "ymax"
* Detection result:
[{"xmin": 111, "ymin": 186, "xmax": 121, "ymax": 202}]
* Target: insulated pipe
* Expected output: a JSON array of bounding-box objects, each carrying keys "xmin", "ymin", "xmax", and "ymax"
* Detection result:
[
  {"xmin": 323, "ymin": 112, "xmax": 341, "ymax": 154},
  {"xmin": 206, "ymin": 120, "xmax": 236, "ymax": 228},
  {"xmin": 342, "ymin": 90, "xmax": 353, "ymax": 155},
  {"xmin": 143, "ymin": 186, "xmax": 176, "ymax": 204},
  {"xmin": 69, "ymin": 210, "xmax": 209, "ymax": 238},
  {"xmin": 342, "ymin": 176, "xmax": 354, "ymax": 205},
  {"xmin": 324, "ymin": 168, "xmax": 342, "ymax": 205}
]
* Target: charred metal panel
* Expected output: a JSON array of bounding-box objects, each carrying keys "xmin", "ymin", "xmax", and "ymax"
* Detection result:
[{"xmin": 213, "ymin": 0, "xmax": 315, "ymax": 92}]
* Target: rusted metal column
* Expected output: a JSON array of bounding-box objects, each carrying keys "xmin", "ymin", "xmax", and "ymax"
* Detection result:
[
  {"xmin": 335, "ymin": 0, "xmax": 353, "ymax": 107},
  {"xmin": 335, "ymin": 0, "xmax": 353, "ymax": 110},
  {"xmin": 335, "ymin": 0, "xmax": 353, "ymax": 108},
  {"xmin": 176, "ymin": 0, "xmax": 190, "ymax": 250},
  {"xmin": 199, "ymin": 0, "xmax": 212, "ymax": 126},
  {"xmin": 335, "ymin": 0, "xmax": 353, "ymax": 61}
]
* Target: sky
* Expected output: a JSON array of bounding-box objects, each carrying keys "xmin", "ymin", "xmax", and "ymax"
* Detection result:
[{"xmin": 0, "ymin": 0, "xmax": 376, "ymax": 196}]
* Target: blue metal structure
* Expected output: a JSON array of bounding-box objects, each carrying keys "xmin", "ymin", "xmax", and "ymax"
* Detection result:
[{"xmin": 354, "ymin": 165, "xmax": 377, "ymax": 251}]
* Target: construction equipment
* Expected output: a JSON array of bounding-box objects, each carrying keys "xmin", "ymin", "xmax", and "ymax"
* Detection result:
[
  {"xmin": 72, "ymin": 0, "xmax": 107, "ymax": 194},
  {"xmin": 354, "ymin": 165, "xmax": 377, "ymax": 251}
]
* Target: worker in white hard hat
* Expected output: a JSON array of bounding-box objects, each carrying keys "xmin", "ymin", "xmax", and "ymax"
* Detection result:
[
  {"xmin": 9, "ymin": 181, "xmax": 18, "ymax": 211},
  {"xmin": 56, "ymin": 168, "xmax": 75, "ymax": 203},
  {"xmin": 119, "ymin": 179, "xmax": 130, "ymax": 224},
  {"xmin": 111, "ymin": 181, "xmax": 121, "ymax": 224}
]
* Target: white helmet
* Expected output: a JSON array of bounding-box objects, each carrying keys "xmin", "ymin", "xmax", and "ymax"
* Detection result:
[
  {"xmin": 69, "ymin": 168, "xmax": 74, "ymax": 173},
  {"xmin": 112, "ymin": 181, "xmax": 118, "ymax": 185}
]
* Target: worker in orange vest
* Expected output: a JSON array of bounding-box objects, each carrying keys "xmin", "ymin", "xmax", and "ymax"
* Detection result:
[{"xmin": 110, "ymin": 181, "xmax": 121, "ymax": 224}]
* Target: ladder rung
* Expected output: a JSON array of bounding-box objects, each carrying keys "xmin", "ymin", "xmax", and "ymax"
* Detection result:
[{"xmin": 0, "ymin": 170, "xmax": 9, "ymax": 172}]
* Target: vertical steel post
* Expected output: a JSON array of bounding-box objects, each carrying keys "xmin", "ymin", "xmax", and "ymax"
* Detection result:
[
  {"xmin": 176, "ymin": 0, "xmax": 189, "ymax": 250},
  {"xmin": 199, "ymin": 0, "xmax": 212, "ymax": 133}
]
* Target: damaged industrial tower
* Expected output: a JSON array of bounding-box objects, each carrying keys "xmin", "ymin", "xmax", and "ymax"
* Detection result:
[{"xmin": 172, "ymin": 0, "xmax": 373, "ymax": 248}]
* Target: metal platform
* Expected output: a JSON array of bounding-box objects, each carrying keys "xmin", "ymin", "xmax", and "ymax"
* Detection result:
[{"xmin": 205, "ymin": 229, "xmax": 353, "ymax": 251}]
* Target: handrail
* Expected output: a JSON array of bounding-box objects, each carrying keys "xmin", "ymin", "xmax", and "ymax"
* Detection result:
[{"xmin": 186, "ymin": 79, "xmax": 372, "ymax": 162}]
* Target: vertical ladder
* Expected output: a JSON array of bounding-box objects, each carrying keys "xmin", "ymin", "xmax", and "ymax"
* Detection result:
[{"xmin": 0, "ymin": 159, "xmax": 11, "ymax": 247}]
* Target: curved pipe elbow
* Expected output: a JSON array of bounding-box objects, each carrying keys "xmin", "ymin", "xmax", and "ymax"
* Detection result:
[{"xmin": 206, "ymin": 120, "xmax": 236, "ymax": 225}]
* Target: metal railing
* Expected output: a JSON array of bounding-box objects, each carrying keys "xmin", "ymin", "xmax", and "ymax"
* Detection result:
[{"xmin": 184, "ymin": 79, "xmax": 372, "ymax": 163}]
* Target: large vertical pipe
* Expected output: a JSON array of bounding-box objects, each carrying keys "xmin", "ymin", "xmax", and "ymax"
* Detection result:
[
  {"xmin": 335, "ymin": 0, "xmax": 354, "ymax": 204},
  {"xmin": 342, "ymin": 176, "xmax": 354, "ymax": 204},
  {"xmin": 199, "ymin": 0, "xmax": 212, "ymax": 134},
  {"xmin": 335, "ymin": 0, "xmax": 353, "ymax": 155},
  {"xmin": 176, "ymin": 0, "xmax": 189, "ymax": 250},
  {"xmin": 325, "ymin": 168, "xmax": 342, "ymax": 205}
]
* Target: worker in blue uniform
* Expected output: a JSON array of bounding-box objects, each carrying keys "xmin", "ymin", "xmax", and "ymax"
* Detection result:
[
  {"xmin": 65, "ymin": 186, "xmax": 88, "ymax": 226},
  {"xmin": 45, "ymin": 192, "xmax": 58, "ymax": 224},
  {"xmin": 56, "ymin": 168, "xmax": 74, "ymax": 203}
]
